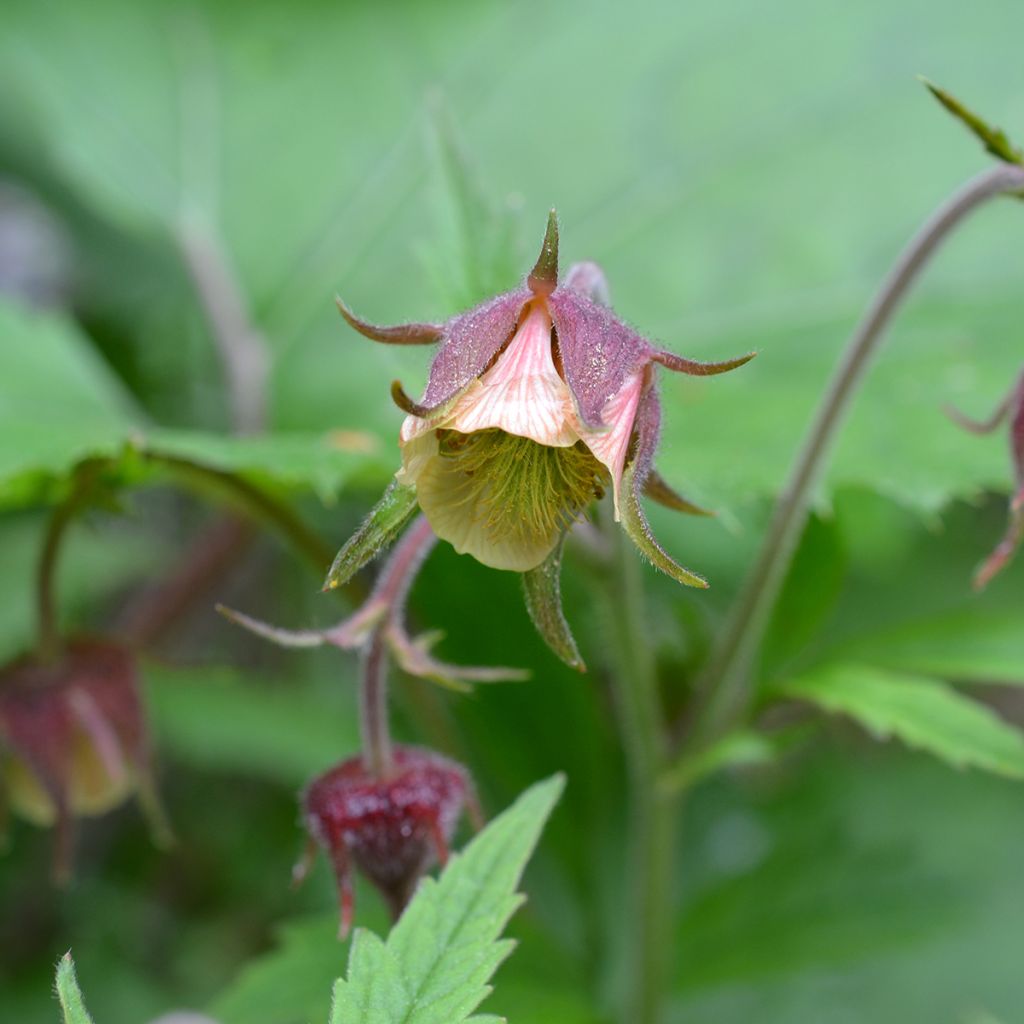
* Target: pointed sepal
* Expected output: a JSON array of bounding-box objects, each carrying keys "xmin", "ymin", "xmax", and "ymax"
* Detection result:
[
  {"xmin": 643, "ymin": 470, "xmax": 715, "ymax": 517},
  {"xmin": 335, "ymin": 297, "xmax": 443, "ymax": 345},
  {"xmin": 324, "ymin": 480, "xmax": 420, "ymax": 590},
  {"xmin": 621, "ymin": 462, "xmax": 708, "ymax": 588},
  {"xmin": 652, "ymin": 349, "xmax": 756, "ymax": 376},
  {"xmin": 521, "ymin": 538, "xmax": 586, "ymax": 671},
  {"xmin": 921, "ymin": 78, "xmax": 1024, "ymax": 166},
  {"xmin": 527, "ymin": 209, "xmax": 559, "ymax": 297}
]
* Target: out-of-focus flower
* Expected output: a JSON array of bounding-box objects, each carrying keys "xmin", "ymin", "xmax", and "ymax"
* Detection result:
[
  {"xmin": 295, "ymin": 745, "xmax": 471, "ymax": 938},
  {"xmin": 946, "ymin": 368, "xmax": 1024, "ymax": 588},
  {"xmin": 331, "ymin": 212, "xmax": 753, "ymax": 582},
  {"xmin": 0, "ymin": 638, "xmax": 169, "ymax": 880}
]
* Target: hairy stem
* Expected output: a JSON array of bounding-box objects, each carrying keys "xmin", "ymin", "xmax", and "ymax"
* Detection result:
[
  {"xmin": 602, "ymin": 506, "xmax": 677, "ymax": 1024},
  {"xmin": 689, "ymin": 163, "xmax": 1024, "ymax": 746},
  {"xmin": 359, "ymin": 515, "xmax": 437, "ymax": 778}
]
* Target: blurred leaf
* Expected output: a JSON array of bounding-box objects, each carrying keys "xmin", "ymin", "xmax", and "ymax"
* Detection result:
[
  {"xmin": 146, "ymin": 663, "xmax": 360, "ymax": 788},
  {"xmin": 56, "ymin": 954, "xmax": 96, "ymax": 1024},
  {"xmin": 331, "ymin": 774, "xmax": 564, "ymax": 1024},
  {"xmin": 779, "ymin": 662, "xmax": 1024, "ymax": 778}
]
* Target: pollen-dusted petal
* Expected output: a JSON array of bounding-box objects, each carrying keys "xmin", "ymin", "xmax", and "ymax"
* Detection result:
[
  {"xmin": 578, "ymin": 370, "xmax": 644, "ymax": 518},
  {"xmin": 548, "ymin": 287, "xmax": 654, "ymax": 430},
  {"xmin": 443, "ymin": 303, "xmax": 577, "ymax": 447},
  {"xmin": 421, "ymin": 287, "xmax": 532, "ymax": 409}
]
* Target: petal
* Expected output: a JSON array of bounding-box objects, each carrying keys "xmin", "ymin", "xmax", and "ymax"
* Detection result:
[
  {"xmin": 413, "ymin": 445, "xmax": 561, "ymax": 572},
  {"xmin": 548, "ymin": 287, "xmax": 654, "ymax": 429},
  {"xmin": 563, "ymin": 261, "xmax": 611, "ymax": 306},
  {"xmin": 421, "ymin": 287, "xmax": 532, "ymax": 408},
  {"xmin": 442, "ymin": 303, "xmax": 577, "ymax": 447},
  {"xmin": 577, "ymin": 370, "xmax": 644, "ymax": 518}
]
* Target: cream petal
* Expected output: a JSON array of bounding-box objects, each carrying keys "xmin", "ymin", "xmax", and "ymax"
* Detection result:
[
  {"xmin": 442, "ymin": 303, "xmax": 577, "ymax": 447},
  {"xmin": 578, "ymin": 370, "xmax": 644, "ymax": 518},
  {"xmin": 413, "ymin": 447, "xmax": 558, "ymax": 572}
]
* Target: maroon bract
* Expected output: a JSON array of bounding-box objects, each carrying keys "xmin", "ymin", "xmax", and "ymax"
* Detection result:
[
  {"xmin": 336, "ymin": 211, "xmax": 755, "ymax": 583},
  {"xmin": 298, "ymin": 745, "xmax": 471, "ymax": 938},
  {"xmin": 0, "ymin": 638, "xmax": 168, "ymax": 880},
  {"xmin": 947, "ymin": 367, "xmax": 1024, "ymax": 588}
]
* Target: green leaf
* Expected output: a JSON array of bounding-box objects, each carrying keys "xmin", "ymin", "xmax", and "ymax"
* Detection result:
[
  {"xmin": 779, "ymin": 662, "xmax": 1024, "ymax": 778},
  {"xmin": 330, "ymin": 774, "xmax": 565, "ymax": 1024},
  {"xmin": 921, "ymin": 78, "xmax": 1024, "ymax": 166},
  {"xmin": 521, "ymin": 539, "xmax": 585, "ymax": 671},
  {"xmin": 55, "ymin": 954, "xmax": 96, "ymax": 1024},
  {"xmin": 324, "ymin": 483, "xmax": 420, "ymax": 591}
]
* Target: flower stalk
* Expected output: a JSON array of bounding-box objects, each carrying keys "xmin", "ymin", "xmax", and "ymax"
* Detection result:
[{"xmin": 687, "ymin": 161, "xmax": 1024, "ymax": 749}]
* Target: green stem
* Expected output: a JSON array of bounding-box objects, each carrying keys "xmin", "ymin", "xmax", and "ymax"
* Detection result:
[
  {"xmin": 687, "ymin": 162, "xmax": 1024, "ymax": 748},
  {"xmin": 36, "ymin": 463, "xmax": 104, "ymax": 661},
  {"xmin": 143, "ymin": 450, "xmax": 333, "ymax": 574},
  {"xmin": 601, "ymin": 507, "xmax": 678, "ymax": 1024}
]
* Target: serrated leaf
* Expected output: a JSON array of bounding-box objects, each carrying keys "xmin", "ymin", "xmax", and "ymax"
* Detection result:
[
  {"xmin": 330, "ymin": 774, "xmax": 564, "ymax": 1024},
  {"xmin": 779, "ymin": 663, "xmax": 1024, "ymax": 778},
  {"xmin": 55, "ymin": 954, "xmax": 96, "ymax": 1024}
]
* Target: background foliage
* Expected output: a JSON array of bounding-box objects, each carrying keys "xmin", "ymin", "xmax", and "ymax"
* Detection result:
[{"xmin": 2, "ymin": 0, "xmax": 1024, "ymax": 1021}]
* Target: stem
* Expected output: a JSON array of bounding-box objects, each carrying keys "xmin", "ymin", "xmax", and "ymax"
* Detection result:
[
  {"xmin": 359, "ymin": 516, "xmax": 437, "ymax": 779},
  {"xmin": 360, "ymin": 628, "xmax": 393, "ymax": 778},
  {"xmin": 177, "ymin": 216, "xmax": 269, "ymax": 435},
  {"xmin": 144, "ymin": 450, "xmax": 333, "ymax": 574},
  {"xmin": 601, "ymin": 506, "xmax": 677, "ymax": 1024},
  {"xmin": 36, "ymin": 464, "xmax": 103, "ymax": 661},
  {"xmin": 688, "ymin": 163, "xmax": 1024, "ymax": 745}
]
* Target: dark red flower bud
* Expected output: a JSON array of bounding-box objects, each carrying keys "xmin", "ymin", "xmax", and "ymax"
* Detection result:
[
  {"xmin": 296, "ymin": 745, "xmax": 471, "ymax": 938},
  {"xmin": 0, "ymin": 638, "xmax": 169, "ymax": 880}
]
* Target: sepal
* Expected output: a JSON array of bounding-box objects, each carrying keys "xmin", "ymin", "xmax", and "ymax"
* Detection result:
[
  {"xmin": 335, "ymin": 297, "xmax": 443, "ymax": 344},
  {"xmin": 527, "ymin": 209, "xmax": 559, "ymax": 297},
  {"xmin": 921, "ymin": 78, "xmax": 1024, "ymax": 167},
  {"xmin": 621, "ymin": 462, "xmax": 708, "ymax": 588},
  {"xmin": 521, "ymin": 538, "xmax": 586, "ymax": 671},
  {"xmin": 324, "ymin": 480, "xmax": 420, "ymax": 591}
]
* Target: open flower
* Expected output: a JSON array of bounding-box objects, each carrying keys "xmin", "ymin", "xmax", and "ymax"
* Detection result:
[
  {"xmin": 946, "ymin": 367, "xmax": 1024, "ymax": 588},
  {"xmin": 327, "ymin": 213, "xmax": 754, "ymax": 665}
]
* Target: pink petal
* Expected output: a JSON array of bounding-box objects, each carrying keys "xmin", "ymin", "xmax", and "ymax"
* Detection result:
[{"xmin": 578, "ymin": 370, "xmax": 645, "ymax": 517}]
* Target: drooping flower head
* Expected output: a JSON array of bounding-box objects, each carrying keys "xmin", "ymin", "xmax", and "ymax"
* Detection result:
[
  {"xmin": 947, "ymin": 367, "xmax": 1024, "ymax": 588},
  {"xmin": 295, "ymin": 745, "xmax": 471, "ymax": 938},
  {"xmin": 0, "ymin": 638, "xmax": 170, "ymax": 880},
  {"xmin": 328, "ymin": 213, "xmax": 754, "ymax": 666}
]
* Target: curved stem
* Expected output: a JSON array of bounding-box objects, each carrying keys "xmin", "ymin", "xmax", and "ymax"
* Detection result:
[
  {"xmin": 36, "ymin": 463, "xmax": 104, "ymax": 661},
  {"xmin": 359, "ymin": 515, "xmax": 437, "ymax": 779},
  {"xmin": 601, "ymin": 505, "xmax": 677, "ymax": 1024},
  {"xmin": 689, "ymin": 162, "xmax": 1024, "ymax": 745},
  {"xmin": 144, "ymin": 450, "xmax": 333, "ymax": 574}
]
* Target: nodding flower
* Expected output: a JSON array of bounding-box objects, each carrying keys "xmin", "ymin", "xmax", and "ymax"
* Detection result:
[{"xmin": 327, "ymin": 212, "xmax": 755, "ymax": 666}]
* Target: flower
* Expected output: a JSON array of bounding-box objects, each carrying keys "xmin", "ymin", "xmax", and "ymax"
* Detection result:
[
  {"xmin": 946, "ymin": 367, "xmax": 1024, "ymax": 588},
  {"xmin": 0, "ymin": 638, "xmax": 170, "ymax": 880},
  {"xmin": 327, "ymin": 212, "xmax": 755, "ymax": 666},
  {"xmin": 295, "ymin": 745, "xmax": 472, "ymax": 938}
]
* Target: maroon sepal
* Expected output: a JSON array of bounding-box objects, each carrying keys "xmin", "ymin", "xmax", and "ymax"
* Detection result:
[{"xmin": 299, "ymin": 745, "xmax": 472, "ymax": 939}]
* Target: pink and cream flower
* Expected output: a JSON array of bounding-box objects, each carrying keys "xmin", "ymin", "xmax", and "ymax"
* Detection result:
[{"xmin": 329, "ymin": 212, "xmax": 754, "ymax": 661}]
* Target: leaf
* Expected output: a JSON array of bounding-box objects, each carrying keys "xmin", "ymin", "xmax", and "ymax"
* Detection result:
[
  {"xmin": 330, "ymin": 774, "xmax": 565, "ymax": 1024},
  {"xmin": 921, "ymin": 78, "xmax": 1024, "ymax": 166},
  {"xmin": 55, "ymin": 953, "xmax": 96, "ymax": 1024},
  {"xmin": 779, "ymin": 662, "xmax": 1024, "ymax": 778}
]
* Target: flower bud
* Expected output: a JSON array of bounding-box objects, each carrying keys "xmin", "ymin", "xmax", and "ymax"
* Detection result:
[
  {"xmin": 0, "ymin": 638, "xmax": 169, "ymax": 880},
  {"xmin": 297, "ymin": 745, "xmax": 471, "ymax": 938}
]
